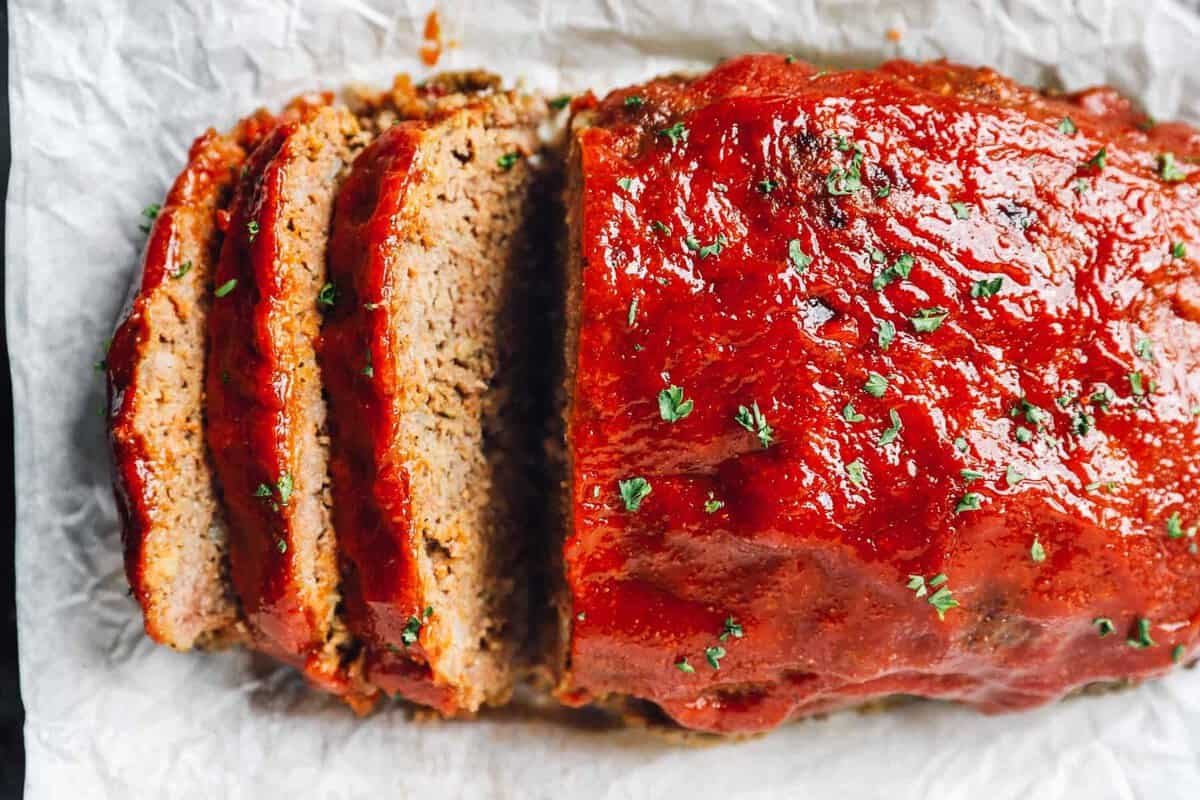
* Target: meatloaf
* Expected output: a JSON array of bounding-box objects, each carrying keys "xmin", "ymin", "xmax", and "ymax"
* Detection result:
[
  {"xmin": 556, "ymin": 54, "xmax": 1200, "ymax": 734},
  {"xmin": 321, "ymin": 92, "xmax": 548, "ymax": 713}
]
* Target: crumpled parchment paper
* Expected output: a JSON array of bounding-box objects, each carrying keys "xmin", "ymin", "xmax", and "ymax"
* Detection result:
[{"xmin": 9, "ymin": 0, "xmax": 1200, "ymax": 797}]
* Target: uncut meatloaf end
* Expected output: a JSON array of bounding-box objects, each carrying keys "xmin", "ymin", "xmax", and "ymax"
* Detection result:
[
  {"xmin": 322, "ymin": 91, "xmax": 549, "ymax": 713},
  {"xmin": 107, "ymin": 111, "xmax": 274, "ymax": 650},
  {"xmin": 205, "ymin": 103, "xmax": 378, "ymax": 704},
  {"xmin": 557, "ymin": 54, "xmax": 1200, "ymax": 735}
]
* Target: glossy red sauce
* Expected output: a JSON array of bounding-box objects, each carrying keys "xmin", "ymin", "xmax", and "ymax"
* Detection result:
[
  {"xmin": 108, "ymin": 128, "xmax": 246, "ymax": 639},
  {"xmin": 561, "ymin": 54, "xmax": 1200, "ymax": 734},
  {"xmin": 322, "ymin": 122, "xmax": 458, "ymax": 714}
]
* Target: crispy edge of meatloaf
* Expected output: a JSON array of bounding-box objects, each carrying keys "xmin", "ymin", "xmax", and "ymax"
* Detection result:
[
  {"xmin": 107, "ymin": 118, "xmax": 270, "ymax": 651},
  {"xmin": 324, "ymin": 93, "xmax": 549, "ymax": 712}
]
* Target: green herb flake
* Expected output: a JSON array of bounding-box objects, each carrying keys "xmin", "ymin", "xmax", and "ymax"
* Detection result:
[
  {"xmin": 971, "ymin": 277, "xmax": 1003, "ymax": 298},
  {"xmin": 361, "ymin": 349, "xmax": 374, "ymax": 378},
  {"xmin": 951, "ymin": 202, "xmax": 971, "ymax": 220},
  {"xmin": 1135, "ymin": 338, "xmax": 1155, "ymax": 362},
  {"xmin": 1057, "ymin": 117, "xmax": 1077, "ymax": 135},
  {"xmin": 658, "ymin": 385, "xmax": 694, "ymax": 423},
  {"xmin": 863, "ymin": 372, "xmax": 888, "ymax": 398},
  {"xmin": 910, "ymin": 307, "xmax": 949, "ymax": 333},
  {"xmin": 618, "ymin": 477, "xmax": 652, "ymax": 512},
  {"xmin": 734, "ymin": 401, "xmax": 774, "ymax": 448},
  {"xmin": 1158, "ymin": 152, "xmax": 1186, "ymax": 182},
  {"xmin": 955, "ymin": 492, "xmax": 983, "ymax": 514},
  {"xmin": 1171, "ymin": 241, "xmax": 1187, "ymax": 258},
  {"xmin": 872, "ymin": 253, "xmax": 915, "ymax": 290},
  {"xmin": 214, "ymin": 279, "xmax": 238, "ymax": 297},
  {"xmin": 877, "ymin": 409, "xmax": 902, "ymax": 447},
  {"xmin": 142, "ymin": 203, "xmax": 161, "ymax": 220},
  {"xmin": 704, "ymin": 493, "xmax": 724, "ymax": 514},
  {"xmin": 1073, "ymin": 178, "xmax": 1090, "ymax": 194},
  {"xmin": 276, "ymin": 539, "xmax": 288, "ymax": 554},
  {"xmin": 1093, "ymin": 617, "xmax": 1115, "ymax": 637},
  {"xmin": 624, "ymin": 95, "xmax": 645, "ymax": 108},
  {"xmin": 1173, "ymin": 644, "xmax": 1186, "ymax": 663},
  {"xmin": 276, "ymin": 474, "xmax": 293, "ymax": 506},
  {"xmin": 1127, "ymin": 617, "xmax": 1156, "ymax": 649},
  {"xmin": 549, "ymin": 94, "xmax": 572, "ymax": 110},
  {"xmin": 1030, "ymin": 537, "xmax": 1046, "ymax": 563},
  {"xmin": 317, "ymin": 282, "xmax": 337, "ymax": 307},
  {"xmin": 1086, "ymin": 147, "xmax": 1108, "ymax": 171},
  {"xmin": 1165, "ymin": 512, "xmax": 1196, "ymax": 540},
  {"xmin": 651, "ymin": 220, "xmax": 671, "ymax": 234},
  {"xmin": 617, "ymin": 177, "xmax": 634, "ymax": 191},
  {"xmin": 960, "ymin": 469, "xmax": 985, "ymax": 483},
  {"xmin": 704, "ymin": 645, "xmax": 727, "ymax": 669},
  {"xmin": 928, "ymin": 585, "xmax": 959, "ymax": 620},
  {"xmin": 845, "ymin": 458, "xmax": 867, "ymax": 487},
  {"xmin": 1128, "ymin": 371, "xmax": 1146, "ymax": 397},
  {"xmin": 758, "ymin": 179, "xmax": 778, "ymax": 194},
  {"xmin": 254, "ymin": 483, "xmax": 272, "ymax": 498},
  {"xmin": 1005, "ymin": 465, "xmax": 1025, "ymax": 487},
  {"xmin": 497, "ymin": 151, "xmax": 522, "ymax": 170},
  {"xmin": 907, "ymin": 574, "xmax": 929, "ymax": 598},
  {"xmin": 246, "ymin": 220, "xmax": 260, "ymax": 241},
  {"xmin": 400, "ymin": 607, "xmax": 433, "ymax": 646},
  {"xmin": 1015, "ymin": 426, "xmax": 1034, "ymax": 444},
  {"xmin": 675, "ymin": 658, "xmax": 695, "ymax": 673},
  {"xmin": 954, "ymin": 436, "xmax": 968, "ymax": 452},
  {"xmin": 826, "ymin": 148, "xmax": 865, "ymax": 196},
  {"xmin": 842, "ymin": 403, "xmax": 866, "ymax": 423},
  {"xmin": 788, "ymin": 239, "xmax": 813, "ymax": 273},
  {"xmin": 720, "ymin": 617, "xmax": 744, "ymax": 641},
  {"xmin": 657, "ymin": 122, "xmax": 689, "ymax": 146},
  {"xmin": 171, "ymin": 260, "xmax": 193, "ymax": 280},
  {"xmin": 877, "ymin": 320, "xmax": 896, "ymax": 351}
]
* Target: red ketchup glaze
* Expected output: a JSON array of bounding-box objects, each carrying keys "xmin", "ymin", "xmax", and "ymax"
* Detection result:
[
  {"xmin": 321, "ymin": 122, "xmax": 458, "ymax": 714},
  {"xmin": 561, "ymin": 54, "xmax": 1200, "ymax": 734},
  {"xmin": 107, "ymin": 129, "xmax": 247, "ymax": 633}
]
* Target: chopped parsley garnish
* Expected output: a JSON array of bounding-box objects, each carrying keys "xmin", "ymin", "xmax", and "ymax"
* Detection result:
[
  {"xmin": 1128, "ymin": 371, "xmax": 1146, "ymax": 397},
  {"xmin": 549, "ymin": 94, "xmax": 572, "ymax": 110},
  {"xmin": 872, "ymin": 253, "xmax": 915, "ymax": 290},
  {"xmin": 971, "ymin": 277, "xmax": 1003, "ymax": 298},
  {"xmin": 1093, "ymin": 617, "xmax": 1115, "ymax": 637},
  {"xmin": 1086, "ymin": 147, "xmax": 1107, "ymax": 171},
  {"xmin": 651, "ymin": 220, "xmax": 671, "ymax": 234},
  {"xmin": 877, "ymin": 409, "xmax": 902, "ymax": 446},
  {"xmin": 497, "ymin": 151, "xmax": 521, "ymax": 170},
  {"xmin": 618, "ymin": 477, "xmax": 652, "ymax": 511},
  {"xmin": 1173, "ymin": 644, "xmax": 1186, "ymax": 663},
  {"xmin": 617, "ymin": 177, "xmax": 633, "ymax": 191},
  {"xmin": 720, "ymin": 617, "xmax": 744, "ymax": 641},
  {"xmin": 704, "ymin": 645, "xmax": 726, "ymax": 669},
  {"xmin": 142, "ymin": 203, "xmax": 161, "ymax": 220},
  {"xmin": 675, "ymin": 657, "xmax": 695, "ymax": 673},
  {"xmin": 758, "ymin": 179, "xmax": 778, "ymax": 193},
  {"xmin": 658, "ymin": 385, "xmax": 694, "ymax": 422},
  {"xmin": 276, "ymin": 539, "xmax": 288, "ymax": 554},
  {"xmin": 171, "ymin": 260, "xmax": 193, "ymax": 279},
  {"xmin": 1073, "ymin": 178, "xmax": 1090, "ymax": 194},
  {"xmin": 1005, "ymin": 465, "xmax": 1025, "ymax": 487},
  {"xmin": 954, "ymin": 436, "xmax": 968, "ymax": 452},
  {"xmin": 1166, "ymin": 512, "xmax": 1197, "ymax": 540},
  {"xmin": 254, "ymin": 483, "xmax": 271, "ymax": 498},
  {"xmin": 1011, "ymin": 397, "xmax": 1049, "ymax": 429},
  {"xmin": 361, "ymin": 349, "xmax": 374, "ymax": 377},
  {"xmin": 401, "ymin": 606, "xmax": 434, "ymax": 646},
  {"xmin": 910, "ymin": 307, "xmax": 948, "ymax": 333},
  {"xmin": 624, "ymin": 95, "xmax": 645, "ymax": 107},
  {"xmin": 877, "ymin": 320, "xmax": 896, "ymax": 351},
  {"xmin": 704, "ymin": 493, "xmax": 724, "ymax": 514},
  {"xmin": 864, "ymin": 372, "xmax": 888, "ymax": 397},
  {"xmin": 276, "ymin": 474, "xmax": 293, "ymax": 506},
  {"xmin": 955, "ymin": 492, "xmax": 983, "ymax": 514},
  {"xmin": 845, "ymin": 458, "xmax": 867, "ymax": 487},
  {"xmin": 734, "ymin": 401, "xmax": 774, "ymax": 448},
  {"xmin": 1158, "ymin": 152, "xmax": 1185, "ymax": 182},
  {"xmin": 960, "ymin": 469, "xmax": 984, "ymax": 482},
  {"xmin": 1127, "ymin": 617, "xmax": 1155, "ymax": 649},
  {"xmin": 1015, "ymin": 426, "xmax": 1033, "ymax": 444},
  {"xmin": 788, "ymin": 239, "xmax": 812, "ymax": 273},
  {"xmin": 826, "ymin": 147, "xmax": 864, "ymax": 196},
  {"xmin": 686, "ymin": 234, "xmax": 726, "ymax": 259},
  {"xmin": 842, "ymin": 403, "xmax": 865, "ymax": 423},
  {"xmin": 1135, "ymin": 338, "xmax": 1155, "ymax": 361},
  {"xmin": 657, "ymin": 122, "xmax": 688, "ymax": 146},
  {"xmin": 1030, "ymin": 537, "xmax": 1046, "ymax": 563},
  {"xmin": 317, "ymin": 282, "xmax": 337, "ymax": 307},
  {"xmin": 951, "ymin": 202, "xmax": 971, "ymax": 220},
  {"xmin": 1172, "ymin": 241, "xmax": 1187, "ymax": 258},
  {"xmin": 246, "ymin": 220, "xmax": 260, "ymax": 241},
  {"xmin": 907, "ymin": 574, "xmax": 958, "ymax": 619},
  {"xmin": 214, "ymin": 279, "xmax": 238, "ymax": 297},
  {"xmin": 1057, "ymin": 116, "xmax": 1077, "ymax": 135}
]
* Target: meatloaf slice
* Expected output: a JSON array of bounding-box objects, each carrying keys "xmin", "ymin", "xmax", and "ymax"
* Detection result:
[
  {"xmin": 558, "ymin": 54, "xmax": 1200, "ymax": 734},
  {"xmin": 205, "ymin": 103, "xmax": 377, "ymax": 702},
  {"xmin": 321, "ymin": 92, "xmax": 548, "ymax": 713},
  {"xmin": 107, "ymin": 111, "xmax": 276, "ymax": 650}
]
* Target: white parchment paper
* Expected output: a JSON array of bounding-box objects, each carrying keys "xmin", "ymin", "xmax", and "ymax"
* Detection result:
[{"xmin": 10, "ymin": 1, "xmax": 1200, "ymax": 797}]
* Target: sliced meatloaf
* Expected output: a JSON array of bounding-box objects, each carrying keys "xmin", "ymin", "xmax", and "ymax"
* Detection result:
[
  {"xmin": 321, "ymin": 92, "xmax": 548, "ymax": 713},
  {"xmin": 107, "ymin": 110, "xmax": 276, "ymax": 650},
  {"xmin": 557, "ymin": 54, "xmax": 1200, "ymax": 734},
  {"xmin": 204, "ymin": 101, "xmax": 383, "ymax": 702}
]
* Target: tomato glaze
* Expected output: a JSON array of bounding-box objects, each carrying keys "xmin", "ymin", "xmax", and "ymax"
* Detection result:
[{"xmin": 561, "ymin": 54, "xmax": 1200, "ymax": 734}]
